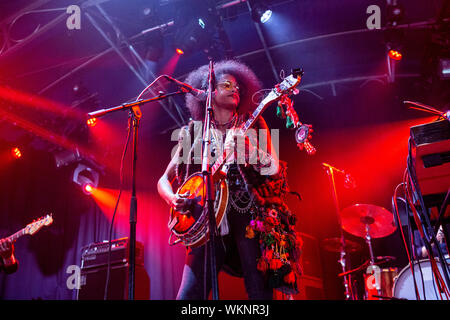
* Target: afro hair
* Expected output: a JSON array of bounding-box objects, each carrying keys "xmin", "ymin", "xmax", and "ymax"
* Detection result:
[{"xmin": 184, "ymin": 60, "xmax": 262, "ymax": 121}]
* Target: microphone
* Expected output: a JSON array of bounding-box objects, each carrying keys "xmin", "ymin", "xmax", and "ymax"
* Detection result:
[
  {"xmin": 322, "ymin": 162, "xmax": 356, "ymax": 189},
  {"xmin": 163, "ymin": 75, "xmax": 208, "ymax": 100}
]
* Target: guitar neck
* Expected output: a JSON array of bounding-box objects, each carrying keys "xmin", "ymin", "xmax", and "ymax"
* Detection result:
[
  {"xmin": 211, "ymin": 99, "xmax": 267, "ymax": 176},
  {"xmin": 210, "ymin": 72, "xmax": 302, "ymax": 177},
  {"xmin": 7, "ymin": 229, "xmax": 26, "ymax": 242},
  {"xmin": 241, "ymin": 99, "xmax": 266, "ymax": 133}
]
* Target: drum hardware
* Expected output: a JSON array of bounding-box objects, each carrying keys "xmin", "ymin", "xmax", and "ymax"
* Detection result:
[
  {"xmin": 340, "ymin": 204, "xmax": 397, "ymax": 240},
  {"xmin": 322, "ymin": 237, "xmax": 362, "ymax": 254},
  {"xmin": 340, "ymin": 204, "xmax": 398, "ymax": 299}
]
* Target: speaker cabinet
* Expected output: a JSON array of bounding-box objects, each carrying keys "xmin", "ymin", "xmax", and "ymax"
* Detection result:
[{"xmin": 77, "ymin": 263, "xmax": 150, "ymax": 300}]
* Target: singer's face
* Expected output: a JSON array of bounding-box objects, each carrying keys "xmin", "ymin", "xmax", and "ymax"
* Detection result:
[{"xmin": 213, "ymin": 74, "xmax": 240, "ymax": 111}]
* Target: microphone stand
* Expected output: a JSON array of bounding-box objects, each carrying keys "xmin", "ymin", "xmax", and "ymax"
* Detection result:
[
  {"xmin": 88, "ymin": 90, "xmax": 186, "ymax": 300},
  {"xmin": 201, "ymin": 60, "xmax": 219, "ymax": 300},
  {"xmin": 323, "ymin": 163, "xmax": 355, "ymax": 300}
]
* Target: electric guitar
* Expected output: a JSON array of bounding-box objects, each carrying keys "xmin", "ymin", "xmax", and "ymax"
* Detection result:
[
  {"xmin": 4, "ymin": 214, "xmax": 53, "ymax": 243},
  {"xmin": 168, "ymin": 69, "xmax": 304, "ymax": 247}
]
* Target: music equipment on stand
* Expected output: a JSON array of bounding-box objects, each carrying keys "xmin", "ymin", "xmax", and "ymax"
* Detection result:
[
  {"xmin": 87, "ymin": 79, "xmax": 190, "ymax": 300},
  {"xmin": 77, "ymin": 237, "xmax": 150, "ymax": 300},
  {"xmin": 340, "ymin": 204, "xmax": 397, "ymax": 300},
  {"xmin": 322, "ymin": 163, "xmax": 357, "ymax": 300},
  {"xmin": 410, "ymin": 119, "xmax": 450, "ymax": 222},
  {"xmin": 168, "ymin": 69, "xmax": 304, "ymax": 248}
]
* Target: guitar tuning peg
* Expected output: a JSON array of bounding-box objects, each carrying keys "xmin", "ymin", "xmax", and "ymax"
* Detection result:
[{"xmin": 292, "ymin": 88, "xmax": 299, "ymax": 95}]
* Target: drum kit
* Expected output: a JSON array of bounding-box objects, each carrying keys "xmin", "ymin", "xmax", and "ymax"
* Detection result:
[
  {"xmin": 323, "ymin": 203, "xmax": 450, "ymax": 300},
  {"xmin": 321, "ymin": 161, "xmax": 450, "ymax": 300},
  {"xmin": 322, "ymin": 203, "xmax": 399, "ymax": 300}
]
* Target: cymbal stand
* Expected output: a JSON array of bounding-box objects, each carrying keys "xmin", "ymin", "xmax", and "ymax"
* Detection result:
[
  {"xmin": 363, "ymin": 221, "xmax": 382, "ymax": 298},
  {"xmin": 362, "ymin": 219, "xmax": 376, "ymax": 265},
  {"xmin": 324, "ymin": 164, "xmax": 354, "ymax": 300}
]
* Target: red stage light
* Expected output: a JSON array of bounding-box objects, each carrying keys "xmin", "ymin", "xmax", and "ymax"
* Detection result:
[
  {"xmin": 388, "ymin": 49, "xmax": 402, "ymax": 61},
  {"xmin": 83, "ymin": 184, "xmax": 94, "ymax": 195},
  {"xmin": 86, "ymin": 117, "xmax": 97, "ymax": 127},
  {"xmin": 11, "ymin": 147, "xmax": 22, "ymax": 159},
  {"xmin": 176, "ymin": 48, "xmax": 184, "ymax": 55}
]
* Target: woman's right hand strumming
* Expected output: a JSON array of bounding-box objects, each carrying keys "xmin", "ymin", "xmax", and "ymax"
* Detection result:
[{"xmin": 170, "ymin": 192, "xmax": 191, "ymax": 213}]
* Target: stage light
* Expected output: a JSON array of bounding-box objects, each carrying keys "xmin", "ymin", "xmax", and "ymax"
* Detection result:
[
  {"xmin": 438, "ymin": 58, "xmax": 450, "ymax": 79},
  {"xmin": 86, "ymin": 117, "xmax": 97, "ymax": 127},
  {"xmin": 250, "ymin": 1, "xmax": 272, "ymax": 24},
  {"xmin": 83, "ymin": 184, "xmax": 94, "ymax": 195},
  {"xmin": 176, "ymin": 48, "xmax": 184, "ymax": 55},
  {"xmin": 73, "ymin": 163, "xmax": 99, "ymax": 195},
  {"xmin": 388, "ymin": 49, "xmax": 402, "ymax": 61},
  {"xmin": 173, "ymin": 1, "xmax": 217, "ymax": 56},
  {"xmin": 259, "ymin": 9, "xmax": 272, "ymax": 24},
  {"xmin": 11, "ymin": 147, "xmax": 21, "ymax": 159},
  {"xmin": 198, "ymin": 18, "xmax": 206, "ymax": 29}
]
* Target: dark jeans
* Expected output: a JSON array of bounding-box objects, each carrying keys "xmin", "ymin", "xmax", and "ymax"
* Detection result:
[{"xmin": 176, "ymin": 208, "xmax": 273, "ymax": 300}]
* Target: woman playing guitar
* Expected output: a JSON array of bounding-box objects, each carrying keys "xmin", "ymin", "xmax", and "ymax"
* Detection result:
[{"xmin": 157, "ymin": 60, "xmax": 302, "ymax": 300}]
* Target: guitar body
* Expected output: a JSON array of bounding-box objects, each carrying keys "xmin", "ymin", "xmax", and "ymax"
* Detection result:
[{"xmin": 168, "ymin": 172, "xmax": 229, "ymax": 247}]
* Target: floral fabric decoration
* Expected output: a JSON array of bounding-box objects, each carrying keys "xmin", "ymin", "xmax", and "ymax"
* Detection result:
[{"xmin": 243, "ymin": 161, "xmax": 303, "ymax": 295}]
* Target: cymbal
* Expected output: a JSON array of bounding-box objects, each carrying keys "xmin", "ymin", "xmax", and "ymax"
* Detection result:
[
  {"xmin": 322, "ymin": 237, "xmax": 362, "ymax": 253},
  {"xmin": 340, "ymin": 204, "xmax": 397, "ymax": 239}
]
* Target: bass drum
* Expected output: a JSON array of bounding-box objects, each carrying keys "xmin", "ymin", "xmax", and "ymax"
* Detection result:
[{"xmin": 393, "ymin": 258, "xmax": 450, "ymax": 300}]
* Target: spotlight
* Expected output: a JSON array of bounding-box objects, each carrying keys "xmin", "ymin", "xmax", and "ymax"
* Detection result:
[
  {"xmin": 73, "ymin": 163, "xmax": 99, "ymax": 195},
  {"xmin": 86, "ymin": 117, "xmax": 97, "ymax": 127},
  {"xmin": 388, "ymin": 49, "xmax": 402, "ymax": 61},
  {"xmin": 173, "ymin": 1, "xmax": 217, "ymax": 56},
  {"xmin": 176, "ymin": 48, "xmax": 184, "ymax": 55},
  {"xmin": 384, "ymin": 27, "xmax": 404, "ymax": 63},
  {"xmin": 198, "ymin": 18, "xmax": 206, "ymax": 29},
  {"xmin": 250, "ymin": 1, "xmax": 272, "ymax": 24},
  {"xmin": 83, "ymin": 184, "xmax": 94, "ymax": 195},
  {"xmin": 11, "ymin": 147, "xmax": 22, "ymax": 159}
]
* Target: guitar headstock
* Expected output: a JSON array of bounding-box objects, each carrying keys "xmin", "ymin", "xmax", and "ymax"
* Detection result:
[
  {"xmin": 260, "ymin": 68, "xmax": 303, "ymax": 107},
  {"xmin": 275, "ymin": 68, "xmax": 303, "ymax": 95},
  {"xmin": 25, "ymin": 214, "xmax": 53, "ymax": 236}
]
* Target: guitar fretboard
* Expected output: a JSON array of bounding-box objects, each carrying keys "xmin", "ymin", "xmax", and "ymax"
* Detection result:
[
  {"xmin": 7, "ymin": 229, "xmax": 25, "ymax": 242},
  {"xmin": 211, "ymin": 95, "xmax": 274, "ymax": 176}
]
